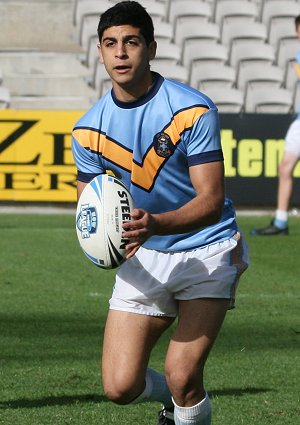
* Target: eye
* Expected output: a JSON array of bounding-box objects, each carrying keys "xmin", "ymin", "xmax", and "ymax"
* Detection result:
[
  {"xmin": 104, "ymin": 41, "xmax": 115, "ymax": 48},
  {"xmin": 126, "ymin": 39, "xmax": 139, "ymax": 46}
]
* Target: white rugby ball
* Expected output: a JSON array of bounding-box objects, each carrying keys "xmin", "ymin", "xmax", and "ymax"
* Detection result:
[{"xmin": 76, "ymin": 174, "xmax": 134, "ymax": 269}]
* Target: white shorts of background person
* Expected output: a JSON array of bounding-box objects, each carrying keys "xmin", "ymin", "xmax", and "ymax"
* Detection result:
[{"xmin": 285, "ymin": 118, "xmax": 300, "ymax": 157}]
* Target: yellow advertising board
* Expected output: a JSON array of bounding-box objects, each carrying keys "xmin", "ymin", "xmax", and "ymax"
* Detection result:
[{"xmin": 0, "ymin": 110, "xmax": 83, "ymax": 202}]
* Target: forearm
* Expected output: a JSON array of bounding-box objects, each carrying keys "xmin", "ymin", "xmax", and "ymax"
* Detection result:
[
  {"xmin": 123, "ymin": 161, "xmax": 225, "ymax": 257},
  {"xmin": 152, "ymin": 193, "xmax": 224, "ymax": 236}
]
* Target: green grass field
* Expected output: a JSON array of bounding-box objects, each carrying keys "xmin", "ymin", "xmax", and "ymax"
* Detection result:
[{"xmin": 0, "ymin": 213, "xmax": 299, "ymax": 425}]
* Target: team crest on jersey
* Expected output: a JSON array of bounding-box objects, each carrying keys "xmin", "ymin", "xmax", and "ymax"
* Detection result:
[
  {"xmin": 154, "ymin": 132, "xmax": 173, "ymax": 158},
  {"xmin": 76, "ymin": 204, "xmax": 97, "ymax": 239}
]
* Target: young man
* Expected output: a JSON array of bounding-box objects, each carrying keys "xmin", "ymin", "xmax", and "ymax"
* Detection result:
[
  {"xmin": 251, "ymin": 15, "xmax": 300, "ymax": 236},
  {"xmin": 72, "ymin": 2, "xmax": 248, "ymax": 424}
]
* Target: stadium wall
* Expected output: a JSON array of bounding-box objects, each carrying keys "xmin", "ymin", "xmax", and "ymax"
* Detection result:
[
  {"xmin": 0, "ymin": 110, "xmax": 300, "ymax": 207},
  {"xmin": 0, "ymin": 0, "xmax": 78, "ymax": 52}
]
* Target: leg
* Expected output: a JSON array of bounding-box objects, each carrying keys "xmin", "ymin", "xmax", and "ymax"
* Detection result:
[
  {"xmin": 277, "ymin": 151, "xmax": 299, "ymax": 212},
  {"xmin": 277, "ymin": 119, "xmax": 300, "ymax": 213},
  {"xmin": 102, "ymin": 309, "xmax": 174, "ymax": 404},
  {"xmin": 250, "ymin": 151, "xmax": 299, "ymax": 235},
  {"xmin": 165, "ymin": 298, "xmax": 229, "ymax": 407},
  {"xmin": 164, "ymin": 299, "xmax": 229, "ymax": 425}
]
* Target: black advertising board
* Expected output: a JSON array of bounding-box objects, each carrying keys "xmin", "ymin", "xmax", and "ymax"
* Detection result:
[{"xmin": 220, "ymin": 114, "xmax": 300, "ymax": 207}]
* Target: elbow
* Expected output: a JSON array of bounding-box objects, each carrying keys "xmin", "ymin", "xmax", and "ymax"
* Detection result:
[
  {"xmin": 207, "ymin": 199, "xmax": 224, "ymax": 226},
  {"xmin": 209, "ymin": 209, "xmax": 222, "ymax": 226}
]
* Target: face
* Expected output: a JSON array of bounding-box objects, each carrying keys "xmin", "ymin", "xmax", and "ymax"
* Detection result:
[
  {"xmin": 98, "ymin": 25, "xmax": 156, "ymax": 101},
  {"xmin": 297, "ymin": 24, "xmax": 300, "ymax": 40}
]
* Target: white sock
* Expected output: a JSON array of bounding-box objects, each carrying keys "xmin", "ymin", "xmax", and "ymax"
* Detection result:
[
  {"xmin": 275, "ymin": 209, "xmax": 288, "ymax": 222},
  {"xmin": 274, "ymin": 210, "xmax": 288, "ymax": 229},
  {"xmin": 131, "ymin": 368, "xmax": 172, "ymax": 407},
  {"xmin": 173, "ymin": 393, "xmax": 211, "ymax": 425}
]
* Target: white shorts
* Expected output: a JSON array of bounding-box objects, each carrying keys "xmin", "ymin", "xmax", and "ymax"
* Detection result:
[
  {"xmin": 285, "ymin": 119, "xmax": 300, "ymax": 157},
  {"xmin": 109, "ymin": 232, "xmax": 249, "ymax": 317}
]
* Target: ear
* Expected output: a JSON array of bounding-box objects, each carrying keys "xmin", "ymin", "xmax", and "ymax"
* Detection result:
[
  {"xmin": 97, "ymin": 43, "xmax": 104, "ymax": 64},
  {"xmin": 148, "ymin": 40, "xmax": 157, "ymax": 61}
]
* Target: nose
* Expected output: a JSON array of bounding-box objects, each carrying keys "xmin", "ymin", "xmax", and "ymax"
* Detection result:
[{"xmin": 115, "ymin": 42, "xmax": 128, "ymax": 58}]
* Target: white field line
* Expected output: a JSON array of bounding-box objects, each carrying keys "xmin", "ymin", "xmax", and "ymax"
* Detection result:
[{"xmin": 0, "ymin": 205, "xmax": 299, "ymax": 217}]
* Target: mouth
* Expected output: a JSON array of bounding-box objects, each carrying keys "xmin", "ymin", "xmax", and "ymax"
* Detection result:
[{"xmin": 114, "ymin": 65, "xmax": 131, "ymax": 74}]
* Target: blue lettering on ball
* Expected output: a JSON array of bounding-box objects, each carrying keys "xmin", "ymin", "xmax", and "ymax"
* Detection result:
[{"xmin": 77, "ymin": 204, "xmax": 97, "ymax": 238}]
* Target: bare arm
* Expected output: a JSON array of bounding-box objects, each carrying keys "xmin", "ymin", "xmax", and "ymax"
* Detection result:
[
  {"xmin": 77, "ymin": 180, "xmax": 88, "ymax": 200},
  {"xmin": 123, "ymin": 160, "xmax": 225, "ymax": 257}
]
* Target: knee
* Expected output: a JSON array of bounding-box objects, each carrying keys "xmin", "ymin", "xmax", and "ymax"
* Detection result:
[
  {"xmin": 165, "ymin": 363, "xmax": 204, "ymax": 404},
  {"xmin": 279, "ymin": 160, "xmax": 292, "ymax": 179},
  {"xmin": 102, "ymin": 375, "xmax": 143, "ymax": 405},
  {"xmin": 165, "ymin": 367, "xmax": 189, "ymax": 396},
  {"xmin": 103, "ymin": 381, "xmax": 134, "ymax": 405},
  {"xmin": 103, "ymin": 386, "xmax": 128, "ymax": 405}
]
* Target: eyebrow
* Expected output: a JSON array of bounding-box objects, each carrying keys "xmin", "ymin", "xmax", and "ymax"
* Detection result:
[{"xmin": 101, "ymin": 34, "xmax": 143, "ymax": 43}]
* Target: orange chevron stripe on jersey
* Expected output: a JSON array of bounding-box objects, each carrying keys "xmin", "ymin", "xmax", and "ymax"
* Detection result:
[
  {"xmin": 165, "ymin": 106, "xmax": 209, "ymax": 141},
  {"xmin": 73, "ymin": 105, "xmax": 208, "ymax": 190},
  {"xmin": 72, "ymin": 128, "xmax": 133, "ymax": 171},
  {"xmin": 132, "ymin": 105, "xmax": 209, "ymax": 190}
]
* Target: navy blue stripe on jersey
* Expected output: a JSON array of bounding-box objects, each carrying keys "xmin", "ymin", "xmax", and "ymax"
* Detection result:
[
  {"xmin": 187, "ymin": 149, "xmax": 224, "ymax": 166},
  {"xmin": 77, "ymin": 171, "xmax": 102, "ymax": 183}
]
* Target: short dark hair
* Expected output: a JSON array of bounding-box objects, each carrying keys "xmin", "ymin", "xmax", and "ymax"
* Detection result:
[
  {"xmin": 295, "ymin": 15, "xmax": 300, "ymax": 29},
  {"xmin": 97, "ymin": 1, "xmax": 154, "ymax": 46}
]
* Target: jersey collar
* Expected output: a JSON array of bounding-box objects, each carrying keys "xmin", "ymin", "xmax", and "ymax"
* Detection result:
[{"xmin": 111, "ymin": 72, "xmax": 164, "ymax": 109}]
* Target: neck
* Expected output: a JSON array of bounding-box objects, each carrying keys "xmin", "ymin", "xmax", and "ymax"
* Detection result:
[{"xmin": 112, "ymin": 71, "xmax": 154, "ymax": 102}]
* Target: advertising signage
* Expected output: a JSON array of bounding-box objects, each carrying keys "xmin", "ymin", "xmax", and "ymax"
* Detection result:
[
  {"xmin": 220, "ymin": 114, "xmax": 300, "ymax": 206},
  {"xmin": 0, "ymin": 110, "xmax": 300, "ymax": 206}
]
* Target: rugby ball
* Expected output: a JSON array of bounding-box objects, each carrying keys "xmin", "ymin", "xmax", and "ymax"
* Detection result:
[{"xmin": 76, "ymin": 174, "xmax": 134, "ymax": 269}]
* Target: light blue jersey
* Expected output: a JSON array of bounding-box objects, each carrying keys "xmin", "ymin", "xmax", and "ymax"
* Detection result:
[{"xmin": 72, "ymin": 73, "xmax": 238, "ymax": 251}]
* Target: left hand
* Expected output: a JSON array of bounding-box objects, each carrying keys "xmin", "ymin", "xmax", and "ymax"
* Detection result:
[{"xmin": 122, "ymin": 208, "xmax": 157, "ymax": 258}]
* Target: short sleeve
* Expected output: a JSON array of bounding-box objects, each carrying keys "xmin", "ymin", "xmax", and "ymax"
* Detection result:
[
  {"xmin": 72, "ymin": 135, "xmax": 105, "ymax": 183},
  {"xmin": 186, "ymin": 108, "xmax": 223, "ymax": 166}
]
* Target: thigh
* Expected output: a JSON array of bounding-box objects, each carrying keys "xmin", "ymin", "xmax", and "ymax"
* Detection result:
[
  {"xmin": 165, "ymin": 298, "xmax": 229, "ymax": 401},
  {"xmin": 102, "ymin": 309, "xmax": 174, "ymax": 397}
]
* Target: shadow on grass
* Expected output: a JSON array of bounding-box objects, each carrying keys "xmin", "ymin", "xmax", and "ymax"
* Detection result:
[
  {"xmin": 209, "ymin": 386, "xmax": 273, "ymax": 398},
  {"xmin": 0, "ymin": 387, "xmax": 272, "ymax": 410},
  {"xmin": 0, "ymin": 394, "xmax": 107, "ymax": 409}
]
